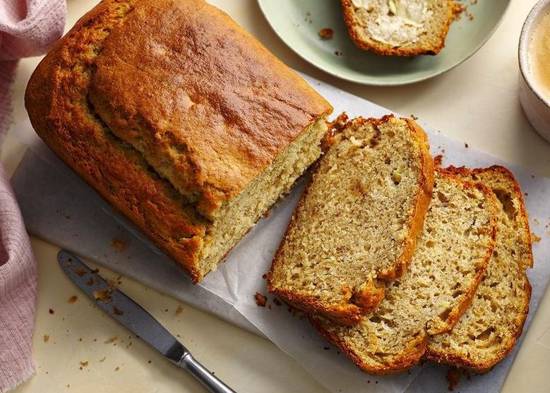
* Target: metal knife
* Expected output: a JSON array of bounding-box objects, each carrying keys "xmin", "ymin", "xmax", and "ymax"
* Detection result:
[{"xmin": 58, "ymin": 250, "xmax": 236, "ymax": 393}]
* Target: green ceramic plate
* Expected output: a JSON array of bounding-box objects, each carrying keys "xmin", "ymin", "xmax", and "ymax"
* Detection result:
[{"xmin": 258, "ymin": 0, "xmax": 510, "ymax": 85}]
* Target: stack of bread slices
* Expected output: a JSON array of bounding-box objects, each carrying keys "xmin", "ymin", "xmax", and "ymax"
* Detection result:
[{"xmin": 268, "ymin": 114, "xmax": 533, "ymax": 375}]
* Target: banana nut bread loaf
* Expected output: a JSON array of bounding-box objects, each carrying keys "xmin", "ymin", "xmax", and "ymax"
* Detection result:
[
  {"xmin": 25, "ymin": 0, "xmax": 332, "ymax": 282},
  {"xmin": 268, "ymin": 115, "xmax": 434, "ymax": 325}
]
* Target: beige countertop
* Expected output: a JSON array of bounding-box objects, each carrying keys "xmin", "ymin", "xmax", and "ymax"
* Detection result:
[{"xmin": 4, "ymin": 0, "xmax": 550, "ymax": 392}]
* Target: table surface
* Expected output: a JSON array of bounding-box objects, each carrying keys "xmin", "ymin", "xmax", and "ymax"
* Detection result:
[{"xmin": 4, "ymin": 1, "xmax": 550, "ymax": 392}]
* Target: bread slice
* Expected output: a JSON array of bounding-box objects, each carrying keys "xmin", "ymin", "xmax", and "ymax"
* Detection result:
[
  {"xmin": 426, "ymin": 166, "xmax": 533, "ymax": 372},
  {"xmin": 341, "ymin": 0, "xmax": 459, "ymax": 56},
  {"xmin": 312, "ymin": 168, "xmax": 498, "ymax": 374},
  {"xmin": 268, "ymin": 115, "xmax": 434, "ymax": 325}
]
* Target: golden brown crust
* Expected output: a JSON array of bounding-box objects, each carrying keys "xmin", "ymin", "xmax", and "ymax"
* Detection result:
[
  {"xmin": 25, "ymin": 0, "xmax": 205, "ymax": 283},
  {"xmin": 311, "ymin": 316, "xmax": 428, "ymax": 374},
  {"xmin": 88, "ymin": 0, "xmax": 332, "ymax": 218},
  {"xmin": 25, "ymin": 0, "xmax": 331, "ymax": 282},
  {"xmin": 425, "ymin": 165, "xmax": 533, "ymax": 372},
  {"xmin": 268, "ymin": 115, "xmax": 434, "ymax": 325},
  {"xmin": 340, "ymin": 0, "xmax": 458, "ymax": 57},
  {"xmin": 378, "ymin": 118, "xmax": 434, "ymax": 281}
]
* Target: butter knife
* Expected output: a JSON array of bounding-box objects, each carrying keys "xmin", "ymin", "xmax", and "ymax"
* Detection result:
[{"xmin": 58, "ymin": 250, "xmax": 236, "ymax": 393}]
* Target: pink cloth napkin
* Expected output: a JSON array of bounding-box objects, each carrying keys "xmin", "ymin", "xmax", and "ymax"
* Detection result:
[{"xmin": 0, "ymin": 1, "xmax": 66, "ymax": 392}]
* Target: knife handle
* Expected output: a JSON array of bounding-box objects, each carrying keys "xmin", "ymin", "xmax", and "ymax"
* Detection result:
[{"xmin": 178, "ymin": 353, "xmax": 236, "ymax": 393}]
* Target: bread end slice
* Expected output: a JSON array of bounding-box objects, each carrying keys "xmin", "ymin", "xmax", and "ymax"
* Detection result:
[
  {"xmin": 426, "ymin": 166, "xmax": 533, "ymax": 373},
  {"xmin": 341, "ymin": 0, "xmax": 460, "ymax": 56}
]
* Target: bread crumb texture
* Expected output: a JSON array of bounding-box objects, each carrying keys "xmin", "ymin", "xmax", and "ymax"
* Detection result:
[
  {"xmin": 427, "ymin": 166, "xmax": 533, "ymax": 372},
  {"xmin": 312, "ymin": 168, "xmax": 498, "ymax": 374},
  {"xmin": 269, "ymin": 115, "xmax": 434, "ymax": 325},
  {"xmin": 341, "ymin": 0, "xmax": 459, "ymax": 56}
]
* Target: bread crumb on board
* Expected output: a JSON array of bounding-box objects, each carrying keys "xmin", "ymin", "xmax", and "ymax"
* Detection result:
[
  {"xmin": 113, "ymin": 306, "xmax": 124, "ymax": 315},
  {"xmin": 93, "ymin": 288, "xmax": 113, "ymax": 303},
  {"xmin": 254, "ymin": 292, "xmax": 267, "ymax": 307},
  {"xmin": 446, "ymin": 367, "xmax": 461, "ymax": 391},
  {"xmin": 75, "ymin": 268, "xmax": 86, "ymax": 277},
  {"xmin": 454, "ymin": 2, "xmax": 475, "ymax": 22},
  {"xmin": 43, "ymin": 334, "xmax": 50, "ymax": 343},
  {"xmin": 68, "ymin": 295, "xmax": 78, "ymax": 304},
  {"xmin": 532, "ymin": 233, "xmax": 542, "ymax": 243},
  {"xmin": 111, "ymin": 238, "xmax": 128, "ymax": 252},
  {"xmin": 104, "ymin": 336, "xmax": 118, "ymax": 344},
  {"xmin": 446, "ymin": 367, "xmax": 471, "ymax": 391},
  {"xmin": 319, "ymin": 28, "xmax": 334, "ymax": 40}
]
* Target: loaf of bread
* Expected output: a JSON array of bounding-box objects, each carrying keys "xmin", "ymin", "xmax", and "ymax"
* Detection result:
[
  {"xmin": 341, "ymin": 0, "xmax": 459, "ymax": 56},
  {"xmin": 312, "ymin": 168, "xmax": 498, "ymax": 374},
  {"xmin": 268, "ymin": 115, "xmax": 434, "ymax": 325},
  {"xmin": 427, "ymin": 166, "xmax": 533, "ymax": 372},
  {"xmin": 25, "ymin": 0, "xmax": 332, "ymax": 282}
]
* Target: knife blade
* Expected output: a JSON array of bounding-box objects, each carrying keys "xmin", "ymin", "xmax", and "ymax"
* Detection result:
[{"xmin": 58, "ymin": 249, "xmax": 235, "ymax": 393}]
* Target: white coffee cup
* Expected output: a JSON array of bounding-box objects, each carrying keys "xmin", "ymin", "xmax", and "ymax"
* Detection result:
[{"xmin": 519, "ymin": 0, "xmax": 550, "ymax": 143}]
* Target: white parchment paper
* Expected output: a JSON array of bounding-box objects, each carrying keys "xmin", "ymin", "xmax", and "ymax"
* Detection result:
[{"xmin": 11, "ymin": 74, "xmax": 550, "ymax": 393}]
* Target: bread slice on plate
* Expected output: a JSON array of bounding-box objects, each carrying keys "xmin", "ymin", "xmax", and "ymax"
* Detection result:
[
  {"xmin": 312, "ymin": 168, "xmax": 498, "ymax": 374},
  {"xmin": 426, "ymin": 166, "xmax": 533, "ymax": 373},
  {"xmin": 341, "ymin": 0, "xmax": 459, "ymax": 56},
  {"xmin": 268, "ymin": 115, "xmax": 434, "ymax": 325}
]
